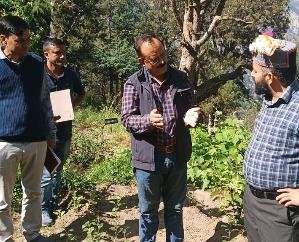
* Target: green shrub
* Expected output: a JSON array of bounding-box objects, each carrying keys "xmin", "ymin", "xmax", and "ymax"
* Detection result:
[
  {"xmin": 87, "ymin": 148, "xmax": 133, "ymax": 185},
  {"xmin": 60, "ymin": 164, "xmax": 97, "ymax": 210},
  {"xmin": 62, "ymin": 167, "xmax": 96, "ymax": 192},
  {"xmin": 69, "ymin": 107, "xmax": 127, "ymax": 167},
  {"xmin": 188, "ymin": 117, "xmax": 251, "ymax": 219}
]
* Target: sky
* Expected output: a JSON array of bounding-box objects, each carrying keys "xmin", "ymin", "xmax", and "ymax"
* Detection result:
[{"xmin": 289, "ymin": 0, "xmax": 299, "ymax": 15}]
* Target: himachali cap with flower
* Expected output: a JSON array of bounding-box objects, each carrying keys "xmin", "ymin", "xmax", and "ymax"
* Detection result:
[{"xmin": 249, "ymin": 33, "xmax": 297, "ymax": 69}]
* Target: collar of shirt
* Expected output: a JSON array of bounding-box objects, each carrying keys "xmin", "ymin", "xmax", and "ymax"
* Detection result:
[
  {"xmin": 264, "ymin": 79, "xmax": 299, "ymax": 107},
  {"xmin": 0, "ymin": 47, "xmax": 20, "ymax": 64},
  {"xmin": 144, "ymin": 67, "xmax": 172, "ymax": 87},
  {"xmin": 0, "ymin": 47, "xmax": 32, "ymax": 64},
  {"xmin": 0, "ymin": 48, "xmax": 6, "ymax": 60},
  {"xmin": 45, "ymin": 66, "xmax": 65, "ymax": 80}
]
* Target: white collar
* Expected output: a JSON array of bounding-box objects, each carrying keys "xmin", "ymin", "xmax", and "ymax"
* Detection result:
[
  {"xmin": 0, "ymin": 48, "xmax": 7, "ymax": 60},
  {"xmin": 0, "ymin": 48, "xmax": 21, "ymax": 64}
]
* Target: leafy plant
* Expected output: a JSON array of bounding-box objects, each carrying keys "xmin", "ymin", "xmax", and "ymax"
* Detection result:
[
  {"xmin": 82, "ymin": 216, "xmax": 107, "ymax": 241},
  {"xmin": 59, "ymin": 228, "xmax": 78, "ymax": 241},
  {"xmin": 188, "ymin": 117, "xmax": 251, "ymax": 221},
  {"xmin": 87, "ymin": 148, "xmax": 133, "ymax": 185},
  {"xmin": 68, "ymin": 107, "xmax": 127, "ymax": 166}
]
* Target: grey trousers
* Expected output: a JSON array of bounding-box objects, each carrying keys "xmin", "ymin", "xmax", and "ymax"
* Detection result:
[
  {"xmin": 244, "ymin": 184, "xmax": 299, "ymax": 242},
  {"xmin": 0, "ymin": 141, "xmax": 47, "ymax": 242}
]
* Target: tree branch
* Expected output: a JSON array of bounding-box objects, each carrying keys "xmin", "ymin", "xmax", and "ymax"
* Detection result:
[
  {"xmin": 171, "ymin": 0, "xmax": 183, "ymax": 32},
  {"xmin": 196, "ymin": 15, "xmax": 221, "ymax": 47},
  {"xmin": 195, "ymin": 65, "xmax": 248, "ymax": 102},
  {"xmin": 182, "ymin": 0, "xmax": 193, "ymax": 42},
  {"xmin": 181, "ymin": 40, "xmax": 199, "ymax": 62},
  {"xmin": 193, "ymin": 0, "xmax": 232, "ymax": 48},
  {"xmin": 192, "ymin": 0, "xmax": 201, "ymax": 39},
  {"xmin": 195, "ymin": 15, "xmax": 253, "ymax": 48},
  {"xmin": 197, "ymin": 0, "xmax": 213, "ymax": 38},
  {"xmin": 221, "ymin": 16, "xmax": 253, "ymax": 24}
]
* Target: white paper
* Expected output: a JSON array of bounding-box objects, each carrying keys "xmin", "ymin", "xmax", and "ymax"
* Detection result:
[{"xmin": 50, "ymin": 89, "xmax": 74, "ymax": 122}]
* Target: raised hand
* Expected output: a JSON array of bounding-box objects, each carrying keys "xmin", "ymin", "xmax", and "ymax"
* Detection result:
[
  {"xmin": 150, "ymin": 108, "xmax": 163, "ymax": 129},
  {"xmin": 184, "ymin": 107, "xmax": 202, "ymax": 127}
]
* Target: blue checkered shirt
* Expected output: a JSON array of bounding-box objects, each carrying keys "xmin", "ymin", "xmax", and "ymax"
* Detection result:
[{"xmin": 243, "ymin": 80, "xmax": 299, "ymax": 190}]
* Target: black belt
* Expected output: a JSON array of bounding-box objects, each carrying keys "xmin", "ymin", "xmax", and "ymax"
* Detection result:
[{"xmin": 249, "ymin": 185, "xmax": 279, "ymax": 200}]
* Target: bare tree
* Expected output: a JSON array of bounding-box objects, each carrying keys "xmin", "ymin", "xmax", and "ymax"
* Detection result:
[{"xmin": 171, "ymin": 0, "xmax": 253, "ymax": 99}]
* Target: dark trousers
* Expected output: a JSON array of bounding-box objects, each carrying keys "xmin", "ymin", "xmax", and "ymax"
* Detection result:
[{"xmin": 244, "ymin": 184, "xmax": 299, "ymax": 242}]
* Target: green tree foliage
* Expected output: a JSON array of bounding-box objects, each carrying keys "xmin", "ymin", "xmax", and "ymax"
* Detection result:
[
  {"xmin": 201, "ymin": 80, "xmax": 244, "ymax": 116},
  {"xmin": 0, "ymin": 0, "xmax": 291, "ymax": 110},
  {"xmin": 0, "ymin": 0, "xmax": 51, "ymax": 53},
  {"xmin": 49, "ymin": 0, "xmax": 182, "ymax": 105}
]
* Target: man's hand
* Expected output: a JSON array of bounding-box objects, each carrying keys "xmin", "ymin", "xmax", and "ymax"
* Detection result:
[
  {"xmin": 47, "ymin": 138, "xmax": 56, "ymax": 149},
  {"xmin": 184, "ymin": 107, "xmax": 201, "ymax": 127},
  {"xmin": 53, "ymin": 115, "xmax": 61, "ymax": 122},
  {"xmin": 276, "ymin": 188, "xmax": 299, "ymax": 207},
  {"xmin": 150, "ymin": 109, "xmax": 163, "ymax": 129}
]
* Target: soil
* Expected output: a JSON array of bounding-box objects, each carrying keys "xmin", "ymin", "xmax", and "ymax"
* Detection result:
[{"xmin": 12, "ymin": 184, "xmax": 248, "ymax": 242}]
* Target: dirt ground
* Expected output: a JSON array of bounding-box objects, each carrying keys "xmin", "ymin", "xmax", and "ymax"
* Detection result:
[{"xmin": 12, "ymin": 184, "xmax": 247, "ymax": 242}]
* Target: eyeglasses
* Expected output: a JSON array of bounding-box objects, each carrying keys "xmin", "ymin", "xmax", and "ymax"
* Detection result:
[{"xmin": 142, "ymin": 52, "xmax": 167, "ymax": 65}]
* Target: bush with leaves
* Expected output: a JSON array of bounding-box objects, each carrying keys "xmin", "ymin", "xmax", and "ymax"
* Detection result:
[
  {"xmin": 68, "ymin": 107, "xmax": 128, "ymax": 167},
  {"xmin": 188, "ymin": 116, "xmax": 251, "ymax": 221}
]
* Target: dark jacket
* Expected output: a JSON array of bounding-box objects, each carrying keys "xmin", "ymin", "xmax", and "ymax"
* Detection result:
[{"xmin": 123, "ymin": 66, "xmax": 193, "ymax": 171}]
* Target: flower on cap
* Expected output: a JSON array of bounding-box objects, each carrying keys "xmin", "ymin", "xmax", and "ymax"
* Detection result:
[
  {"xmin": 249, "ymin": 34, "xmax": 286, "ymax": 56},
  {"xmin": 259, "ymin": 26, "xmax": 274, "ymax": 37}
]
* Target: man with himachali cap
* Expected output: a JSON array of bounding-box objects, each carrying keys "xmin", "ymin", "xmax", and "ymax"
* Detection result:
[{"xmin": 243, "ymin": 33, "xmax": 299, "ymax": 241}]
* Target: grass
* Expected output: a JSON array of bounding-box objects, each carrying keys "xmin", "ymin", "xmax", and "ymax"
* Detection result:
[{"xmin": 87, "ymin": 148, "xmax": 133, "ymax": 185}]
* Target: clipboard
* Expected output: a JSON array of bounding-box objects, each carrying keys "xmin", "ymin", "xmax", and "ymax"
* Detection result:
[
  {"xmin": 50, "ymin": 89, "xmax": 74, "ymax": 123},
  {"xmin": 45, "ymin": 147, "xmax": 61, "ymax": 174}
]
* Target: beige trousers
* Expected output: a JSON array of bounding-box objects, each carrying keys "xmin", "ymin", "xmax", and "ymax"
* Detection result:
[{"xmin": 0, "ymin": 141, "xmax": 47, "ymax": 242}]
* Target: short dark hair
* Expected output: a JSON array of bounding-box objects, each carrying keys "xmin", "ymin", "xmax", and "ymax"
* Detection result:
[
  {"xmin": 0, "ymin": 15, "xmax": 29, "ymax": 36},
  {"xmin": 43, "ymin": 37, "xmax": 65, "ymax": 52},
  {"xmin": 134, "ymin": 33, "xmax": 163, "ymax": 57}
]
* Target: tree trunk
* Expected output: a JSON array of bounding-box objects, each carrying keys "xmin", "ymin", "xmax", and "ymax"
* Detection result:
[
  {"xmin": 49, "ymin": 0, "xmax": 57, "ymax": 36},
  {"xmin": 179, "ymin": 47, "xmax": 199, "ymax": 86},
  {"xmin": 171, "ymin": 0, "xmax": 227, "ymax": 86}
]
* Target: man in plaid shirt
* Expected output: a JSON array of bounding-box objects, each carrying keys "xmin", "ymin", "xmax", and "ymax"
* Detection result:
[
  {"xmin": 243, "ymin": 34, "xmax": 299, "ymax": 242},
  {"xmin": 121, "ymin": 34, "xmax": 201, "ymax": 242}
]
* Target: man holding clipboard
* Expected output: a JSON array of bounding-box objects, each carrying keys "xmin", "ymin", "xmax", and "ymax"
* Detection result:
[{"xmin": 41, "ymin": 37, "xmax": 85, "ymax": 226}]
